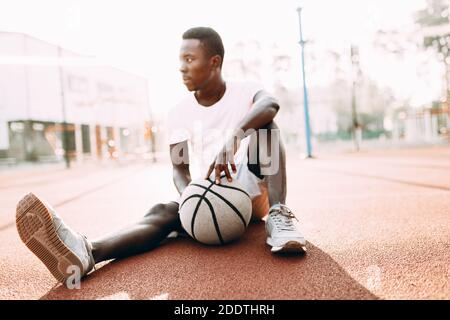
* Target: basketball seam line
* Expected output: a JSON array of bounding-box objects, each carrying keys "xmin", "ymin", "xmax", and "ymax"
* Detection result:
[
  {"xmin": 197, "ymin": 180, "xmax": 223, "ymax": 244},
  {"xmin": 181, "ymin": 180, "xmax": 215, "ymax": 242},
  {"xmin": 206, "ymin": 178, "xmax": 251, "ymax": 199},
  {"xmin": 180, "ymin": 195, "xmax": 203, "ymax": 241},
  {"xmin": 190, "ymin": 183, "xmax": 248, "ymax": 228},
  {"xmin": 201, "ymin": 196, "xmax": 225, "ymax": 245}
]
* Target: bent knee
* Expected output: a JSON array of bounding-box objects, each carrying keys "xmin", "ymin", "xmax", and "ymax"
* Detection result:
[
  {"xmin": 259, "ymin": 120, "xmax": 279, "ymax": 131},
  {"xmin": 251, "ymin": 121, "xmax": 280, "ymax": 144},
  {"xmin": 144, "ymin": 202, "xmax": 178, "ymax": 218},
  {"xmin": 144, "ymin": 203, "xmax": 166, "ymax": 217}
]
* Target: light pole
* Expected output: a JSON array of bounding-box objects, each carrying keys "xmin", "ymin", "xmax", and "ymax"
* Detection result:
[
  {"xmin": 58, "ymin": 46, "xmax": 70, "ymax": 168},
  {"xmin": 350, "ymin": 45, "xmax": 360, "ymax": 151},
  {"xmin": 297, "ymin": 7, "xmax": 313, "ymax": 158},
  {"xmin": 144, "ymin": 84, "xmax": 157, "ymax": 163}
]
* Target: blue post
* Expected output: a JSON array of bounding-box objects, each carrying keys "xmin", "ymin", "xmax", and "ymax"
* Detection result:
[{"xmin": 297, "ymin": 7, "xmax": 313, "ymax": 158}]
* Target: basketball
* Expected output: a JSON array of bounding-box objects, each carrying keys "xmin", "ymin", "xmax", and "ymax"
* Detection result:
[{"xmin": 179, "ymin": 177, "xmax": 252, "ymax": 245}]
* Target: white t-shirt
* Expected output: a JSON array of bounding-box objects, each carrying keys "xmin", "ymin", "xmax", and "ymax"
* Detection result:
[{"xmin": 167, "ymin": 81, "xmax": 264, "ymax": 181}]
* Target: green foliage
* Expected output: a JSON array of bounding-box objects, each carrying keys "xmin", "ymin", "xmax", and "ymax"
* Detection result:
[
  {"xmin": 415, "ymin": 0, "xmax": 450, "ymax": 59},
  {"xmin": 415, "ymin": 0, "xmax": 449, "ymax": 27}
]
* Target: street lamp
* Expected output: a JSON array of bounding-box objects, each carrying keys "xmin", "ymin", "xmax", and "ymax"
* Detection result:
[
  {"xmin": 350, "ymin": 45, "xmax": 361, "ymax": 151},
  {"xmin": 58, "ymin": 46, "xmax": 70, "ymax": 168},
  {"xmin": 297, "ymin": 7, "xmax": 313, "ymax": 158}
]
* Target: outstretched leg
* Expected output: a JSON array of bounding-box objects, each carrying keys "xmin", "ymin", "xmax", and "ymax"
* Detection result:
[
  {"xmin": 91, "ymin": 202, "xmax": 180, "ymax": 263},
  {"xmin": 16, "ymin": 192, "xmax": 182, "ymax": 284}
]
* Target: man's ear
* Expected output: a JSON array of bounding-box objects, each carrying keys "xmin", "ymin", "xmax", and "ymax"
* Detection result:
[{"xmin": 211, "ymin": 55, "xmax": 222, "ymax": 69}]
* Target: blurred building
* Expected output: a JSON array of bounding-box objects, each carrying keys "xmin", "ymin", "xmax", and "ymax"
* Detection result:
[
  {"xmin": 0, "ymin": 32, "xmax": 153, "ymax": 164},
  {"xmin": 224, "ymin": 41, "xmax": 340, "ymax": 147},
  {"xmin": 387, "ymin": 22, "xmax": 450, "ymax": 143}
]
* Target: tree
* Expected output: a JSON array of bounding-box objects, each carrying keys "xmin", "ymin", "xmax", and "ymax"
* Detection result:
[{"xmin": 416, "ymin": 0, "xmax": 450, "ymax": 109}]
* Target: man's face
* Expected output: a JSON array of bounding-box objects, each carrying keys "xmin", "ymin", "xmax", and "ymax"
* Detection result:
[{"xmin": 179, "ymin": 39, "xmax": 215, "ymax": 91}]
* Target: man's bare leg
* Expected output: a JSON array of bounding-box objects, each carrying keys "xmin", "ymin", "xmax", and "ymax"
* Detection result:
[
  {"xmin": 91, "ymin": 202, "xmax": 181, "ymax": 263},
  {"xmin": 248, "ymin": 120, "xmax": 287, "ymax": 206},
  {"xmin": 248, "ymin": 120, "xmax": 306, "ymax": 253},
  {"xmin": 16, "ymin": 193, "xmax": 182, "ymax": 283}
]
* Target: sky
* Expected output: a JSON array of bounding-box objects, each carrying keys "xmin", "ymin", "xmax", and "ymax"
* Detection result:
[{"xmin": 0, "ymin": 0, "xmax": 442, "ymax": 114}]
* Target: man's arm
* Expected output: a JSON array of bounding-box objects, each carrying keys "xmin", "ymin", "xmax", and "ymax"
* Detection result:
[
  {"xmin": 170, "ymin": 140, "xmax": 192, "ymax": 195},
  {"xmin": 205, "ymin": 90, "xmax": 280, "ymax": 183},
  {"xmin": 235, "ymin": 90, "xmax": 280, "ymax": 137}
]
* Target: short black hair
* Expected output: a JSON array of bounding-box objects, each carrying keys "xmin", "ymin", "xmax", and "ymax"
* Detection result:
[{"xmin": 182, "ymin": 27, "xmax": 224, "ymax": 66}]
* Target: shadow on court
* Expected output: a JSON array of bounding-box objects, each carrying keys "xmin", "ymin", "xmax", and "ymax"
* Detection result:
[{"xmin": 41, "ymin": 223, "xmax": 377, "ymax": 300}]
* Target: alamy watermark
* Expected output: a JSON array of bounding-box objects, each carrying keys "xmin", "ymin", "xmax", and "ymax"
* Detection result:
[
  {"xmin": 65, "ymin": 265, "xmax": 82, "ymax": 289},
  {"xmin": 170, "ymin": 126, "xmax": 281, "ymax": 176}
]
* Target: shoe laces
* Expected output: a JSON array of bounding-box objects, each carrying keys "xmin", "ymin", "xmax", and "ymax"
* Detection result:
[{"xmin": 269, "ymin": 204, "xmax": 299, "ymax": 232}]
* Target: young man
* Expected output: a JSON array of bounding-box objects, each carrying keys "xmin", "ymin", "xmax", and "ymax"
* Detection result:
[{"xmin": 15, "ymin": 27, "xmax": 306, "ymax": 285}]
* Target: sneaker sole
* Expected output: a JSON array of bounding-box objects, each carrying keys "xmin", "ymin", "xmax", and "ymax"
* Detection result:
[
  {"xmin": 267, "ymin": 239, "xmax": 307, "ymax": 254},
  {"xmin": 16, "ymin": 193, "xmax": 84, "ymax": 284}
]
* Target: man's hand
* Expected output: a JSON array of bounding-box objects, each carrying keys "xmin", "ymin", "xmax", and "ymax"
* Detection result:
[
  {"xmin": 205, "ymin": 139, "xmax": 238, "ymax": 184},
  {"xmin": 170, "ymin": 140, "xmax": 192, "ymax": 195}
]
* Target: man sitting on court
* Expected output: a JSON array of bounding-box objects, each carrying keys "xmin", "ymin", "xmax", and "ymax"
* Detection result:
[{"xmin": 15, "ymin": 27, "xmax": 306, "ymax": 285}]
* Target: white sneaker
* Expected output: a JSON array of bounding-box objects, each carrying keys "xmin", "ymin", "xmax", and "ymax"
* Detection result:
[
  {"xmin": 16, "ymin": 193, "xmax": 95, "ymax": 285},
  {"xmin": 266, "ymin": 203, "xmax": 307, "ymax": 253}
]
